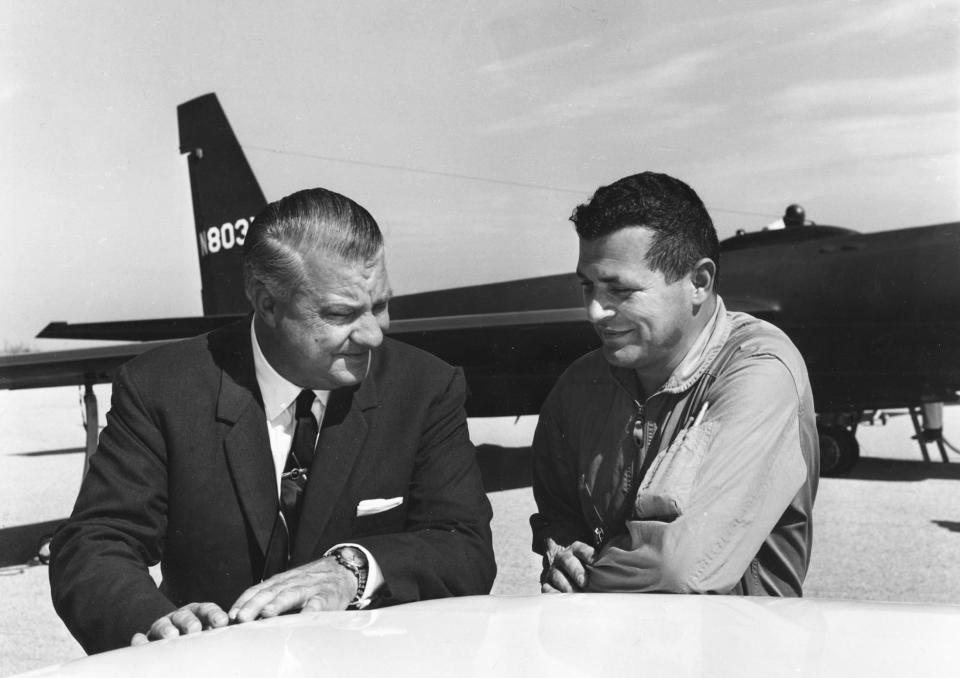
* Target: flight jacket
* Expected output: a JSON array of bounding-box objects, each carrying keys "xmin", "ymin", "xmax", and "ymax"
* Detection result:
[{"xmin": 530, "ymin": 297, "xmax": 819, "ymax": 595}]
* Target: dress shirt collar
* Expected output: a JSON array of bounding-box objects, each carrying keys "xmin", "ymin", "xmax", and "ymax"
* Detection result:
[{"xmin": 251, "ymin": 318, "xmax": 329, "ymax": 421}]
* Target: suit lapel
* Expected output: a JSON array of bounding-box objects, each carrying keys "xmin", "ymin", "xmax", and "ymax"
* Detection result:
[
  {"xmin": 292, "ymin": 372, "xmax": 380, "ymax": 562},
  {"xmin": 211, "ymin": 324, "xmax": 278, "ymax": 556}
]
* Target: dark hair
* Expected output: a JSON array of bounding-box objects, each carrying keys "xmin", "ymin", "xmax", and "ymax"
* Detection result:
[
  {"xmin": 243, "ymin": 187, "xmax": 383, "ymax": 302},
  {"xmin": 570, "ymin": 172, "xmax": 720, "ymax": 284}
]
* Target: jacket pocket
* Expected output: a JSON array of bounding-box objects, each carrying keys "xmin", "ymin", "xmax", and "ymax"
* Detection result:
[{"xmin": 633, "ymin": 421, "xmax": 716, "ymax": 522}]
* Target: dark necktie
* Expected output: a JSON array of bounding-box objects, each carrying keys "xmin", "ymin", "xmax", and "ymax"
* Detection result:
[
  {"xmin": 280, "ymin": 389, "xmax": 318, "ymax": 541},
  {"xmin": 263, "ymin": 389, "xmax": 319, "ymax": 580}
]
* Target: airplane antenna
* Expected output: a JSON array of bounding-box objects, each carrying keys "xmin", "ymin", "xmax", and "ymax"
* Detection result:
[{"xmin": 242, "ymin": 144, "xmax": 774, "ymax": 219}]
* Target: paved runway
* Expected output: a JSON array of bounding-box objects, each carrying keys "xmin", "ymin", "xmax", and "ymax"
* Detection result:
[{"xmin": 2, "ymin": 387, "xmax": 960, "ymax": 676}]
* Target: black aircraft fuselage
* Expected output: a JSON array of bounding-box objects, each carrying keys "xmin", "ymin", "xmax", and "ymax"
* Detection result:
[
  {"xmin": 382, "ymin": 220, "xmax": 960, "ymax": 418},
  {"xmin": 722, "ymin": 222, "xmax": 960, "ymax": 414},
  {"xmin": 40, "ymin": 221, "xmax": 959, "ymax": 420},
  {"xmin": 15, "ymin": 93, "xmax": 959, "ymax": 478}
]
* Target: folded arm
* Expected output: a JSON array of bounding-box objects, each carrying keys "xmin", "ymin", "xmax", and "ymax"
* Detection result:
[
  {"xmin": 49, "ymin": 365, "xmax": 177, "ymax": 653},
  {"xmin": 530, "ymin": 405, "xmax": 597, "ymax": 589},
  {"xmin": 587, "ymin": 356, "xmax": 809, "ymax": 593}
]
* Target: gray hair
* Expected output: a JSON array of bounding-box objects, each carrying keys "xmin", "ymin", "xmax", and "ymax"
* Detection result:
[{"xmin": 243, "ymin": 188, "xmax": 383, "ymax": 303}]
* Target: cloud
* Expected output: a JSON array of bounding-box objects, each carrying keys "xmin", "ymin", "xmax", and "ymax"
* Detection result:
[
  {"xmin": 0, "ymin": 83, "xmax": 18, "ymax": 106},
  {"xmin": 478, "ymin": 37, "xmax": 595, "ymax": 76},
  {"xmin": 484, "ymin": 46, "xmax": 730, "ymax": 134},
  {"xmin": 819, "ymin": 0, "xmax": 959, "ymax": 42},
  {"xmin": 745, "ymin": 0, "xmax": 960, "ymax": 56},
  {"xmin": 770, "ymin": 71, "xmax": 959, "ymax": 114},
  {"xmin": 694, "ymin": 108, "xmax": 958, "ymax": 192},
  {"xmin": 812, "ymin": 110, "xmax": 959, "ymax": 161}
]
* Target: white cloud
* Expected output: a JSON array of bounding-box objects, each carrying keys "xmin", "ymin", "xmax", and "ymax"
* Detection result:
[
  {"xmin": 478, "ymin": 37, "xmax": 596, "ymax": 76},
  {"xmin": 823, "ymin": 0, "xmax": 959, "ymax": 42},
  {"xmin": 0, "ymin": 83, "xmax": 18, "ymax": 106},
  {"xmin": 770, "ymin": 71, "xmax": 959, "ymax": 114},
  {"xmin": 743, "ymin": 0, "xmax": 960, "ymax": 57},
  {"xmin": 484, "ymin": 47, "xmax": 729, "ymax": 133}
]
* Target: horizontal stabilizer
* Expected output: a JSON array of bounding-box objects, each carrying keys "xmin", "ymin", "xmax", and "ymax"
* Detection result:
[
  {"xmin": 723, "ymin": 296, "xmax": 782, "ymax": 316},
  {"xmin": 37, "ymin": 315, "xmax": 244, "ymax": 342}
]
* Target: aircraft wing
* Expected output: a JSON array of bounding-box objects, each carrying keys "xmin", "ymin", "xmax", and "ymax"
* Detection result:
[
  {"xmin": 721, "ymin": 295, "xmax": 782, "ymax": 316},
  {"xmin": 19, "ymin": 594, "xmax": 960, "ymax": 677},
  {"xmin": 28, "ymin": 280, "xmax": 595, "ymax": 418},
  {"xmin": 37, "ymin": 315, "xmax": 244, "ymax": 342},
  {"xmin": 390, "ymin": 306, "xmax": 594, "ymax": 417},
  {"xmin": 35, "ymin": 306, "xmax": 588, "ymax": 341},
  {"xmin": 0, "ymin": 341, "xmax": 173, "ymax": 390}
]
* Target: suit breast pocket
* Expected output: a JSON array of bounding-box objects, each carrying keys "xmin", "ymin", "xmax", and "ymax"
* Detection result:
[{"xmin": 352, "ymin": 504, "xmax": 406, "ymax": 537}]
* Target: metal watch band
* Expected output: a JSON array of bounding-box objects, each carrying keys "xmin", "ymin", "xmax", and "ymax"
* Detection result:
[{"xmin": 333, "ymin": 547, "xmax": 368, "ymax": 606}]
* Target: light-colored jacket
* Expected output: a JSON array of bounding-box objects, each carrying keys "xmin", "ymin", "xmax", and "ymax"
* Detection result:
[{"xmin": 531, "ymin": 297, "xmax": 819, "ymax": 595}]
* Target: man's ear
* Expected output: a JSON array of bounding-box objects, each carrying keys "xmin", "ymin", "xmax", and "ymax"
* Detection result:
[
  {"xmin": 691, "ymin": 258, "xmax": 716, "ymax": 302},
  {"xmin": 248, "ymin": 280, "xmax": 282, "ymax": 328}
]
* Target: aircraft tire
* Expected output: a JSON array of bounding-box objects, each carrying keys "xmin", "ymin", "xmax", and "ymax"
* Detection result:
[
  {"xmin": 37, "ymin": 534, "xmax": 52, "ymax": 565},
  {"xmin": 818, "ymin": 426, "xmax": 860, "ymax": 476}
]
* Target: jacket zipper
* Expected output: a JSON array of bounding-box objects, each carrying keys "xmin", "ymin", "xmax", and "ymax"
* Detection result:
[
  {"xmin": 580, "ymin": 479, "xmax": 609, "ymax": 549},
  {"xmin": 589, "ymin": 376, "xmax": 655, "ymax": 547},
  {"xmin": 624, "ymin": 399, "xmax": 647, "ymax": 522}
]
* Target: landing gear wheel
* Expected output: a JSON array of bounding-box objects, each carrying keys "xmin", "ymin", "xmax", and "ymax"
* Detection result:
[
  {"xmin": 818, "ymin": 426, "xmax": 860, "ymax": 476},
  {"xmin": 37, "ymin": 535, "xmax": 52, "ymax": 565}
]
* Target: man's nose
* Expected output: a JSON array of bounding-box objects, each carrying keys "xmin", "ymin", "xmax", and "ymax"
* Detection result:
[
  {"xmin": 352, "ymin": 311, "xmax": 385, "ymax": 348},
  {"xmin": 585, "ymin": 296, "xmax": 613, "ymax": 324}
]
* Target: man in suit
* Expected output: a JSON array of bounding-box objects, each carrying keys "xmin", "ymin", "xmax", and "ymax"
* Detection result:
[{"xmin": 50, "ymin": 188, "xmax": 496, "ymax": 654}]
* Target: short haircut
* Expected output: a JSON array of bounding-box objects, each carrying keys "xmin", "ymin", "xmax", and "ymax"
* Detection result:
[
  {"xmin": 570, "ymin": 172, "xmax": 720, "ymax": 285},
  {"xmin": 243, "ymin": 187, "xmax": 383, "ymax": 302}
]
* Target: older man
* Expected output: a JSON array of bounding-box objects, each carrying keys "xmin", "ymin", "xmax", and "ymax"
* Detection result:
[
  {"xmin": 51, "ymin": 188, "xmax": 495, "ymax": 654},
  {"xmin": 531, "ymin": 172, "xmax": 818, "ymax": 596}
]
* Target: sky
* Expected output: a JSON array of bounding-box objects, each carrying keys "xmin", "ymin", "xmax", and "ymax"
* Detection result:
[{"xmin": 2, "ymin": 0, "xmax": 958, "ymax": 350}]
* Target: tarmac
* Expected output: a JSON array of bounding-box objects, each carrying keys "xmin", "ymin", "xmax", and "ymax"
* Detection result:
[{"xmin": 2, "ymin": 386, "xmax": 960, "ymax": 676}]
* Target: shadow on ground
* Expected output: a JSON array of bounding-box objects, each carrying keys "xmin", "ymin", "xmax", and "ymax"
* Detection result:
[
  {"xmin": 0, "ymin": 519, "xmax": 64, "ymax": 567},
  {"xmin": 838, "ymin": 456, "xmax": 960, "ymax": 482},
  {"xmin": 479, "ymin": 449, "xmax": 960, "ymax": 487},
  {"xmin": 932, "ymin": 520, "xmax": 960, "ymax": 533},
  {"xmin": 477, "ymin": 445, "xmax": 532, "ymax": 493}
]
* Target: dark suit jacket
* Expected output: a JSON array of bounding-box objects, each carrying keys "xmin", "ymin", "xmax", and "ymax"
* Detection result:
[{"xmin": 50, "ymin": 320, "xmax": 496, "ymax": 654}]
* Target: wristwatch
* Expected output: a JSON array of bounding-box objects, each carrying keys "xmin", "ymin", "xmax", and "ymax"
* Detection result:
[{"xmin": 332, "ymin": 546, "xmax": 368, "ymax": 606}]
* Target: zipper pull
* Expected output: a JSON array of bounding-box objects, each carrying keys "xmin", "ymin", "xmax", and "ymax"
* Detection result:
[
  {"xmin": 593, "ymin": 526, "xmax": 605, "ymax": 550},
  {"xmin": 632, "ymin": 400, "xmax": 645, "ymax": 449}
]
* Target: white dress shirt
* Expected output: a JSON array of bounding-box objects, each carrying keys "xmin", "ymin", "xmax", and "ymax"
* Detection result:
[{"xmin": 250, "ymin": 320, "xmax": 382, "ymax": 607}]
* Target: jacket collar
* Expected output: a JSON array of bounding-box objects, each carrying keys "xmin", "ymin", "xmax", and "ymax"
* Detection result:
[
  {"xmin": 291, "ymin": 349, "xmax": 382, "ymax": 560},
  {"xmin": 209, "ymin": 321, "xmax": 278, "ymax": 555},
  {"xmin": 250, "ymin": 318, "xmax": 329, "ymax": 422},
  {"xmin": 609, "ymin": 296, "xmax": 732, "ymax": 399},
  {"xmin": 658, "ymin": 296, "xmax": 731, "ymax": 394},
  {"xmin": 210, "ymin": 319, "xmax": 382, "ymax": 559}
]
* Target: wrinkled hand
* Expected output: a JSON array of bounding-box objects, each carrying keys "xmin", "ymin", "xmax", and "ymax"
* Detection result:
[
  {"xmin": 130, "ymin": 602, "xmax": 229, "ymax": 645},
  {"xmin": 228, "ymin": 556, "xmax": 356, "ymax": 623},
  {"xmin": 540, "ymin": 538, "xmax": 595, "ymax": 593}
]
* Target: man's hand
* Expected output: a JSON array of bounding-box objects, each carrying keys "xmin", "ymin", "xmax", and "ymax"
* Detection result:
[
  {"xmin": 228, "ymin": 556, "xmax": 356, "ymax": 623},
  {"xmin": 130, "ymin": 602, "xmax": 229, "ymax": 645},
  {"xmin": 540, "ymin": 538, "xmax": 595, "ymax": 593}
]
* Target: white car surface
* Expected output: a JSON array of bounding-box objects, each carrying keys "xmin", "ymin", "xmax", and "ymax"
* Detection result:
[{"xmin": 18, "ymin": 593, "xmax": 960, "ymax": 677}]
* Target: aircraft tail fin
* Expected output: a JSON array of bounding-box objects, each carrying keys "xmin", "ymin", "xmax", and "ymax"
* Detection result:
[{"xmin": 178, "ymin": 93, "xmax": 267, "ymax": 316}]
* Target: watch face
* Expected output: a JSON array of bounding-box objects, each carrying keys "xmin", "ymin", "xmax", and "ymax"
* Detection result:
[{"xmin": 339, "ymin": 547, "xmax": 367, "ymax": 568}]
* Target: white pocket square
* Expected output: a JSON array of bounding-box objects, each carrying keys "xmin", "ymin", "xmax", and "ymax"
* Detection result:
[{"xmin": 356, "ymin": 496, "xmax": 404, "ymax": 517}]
